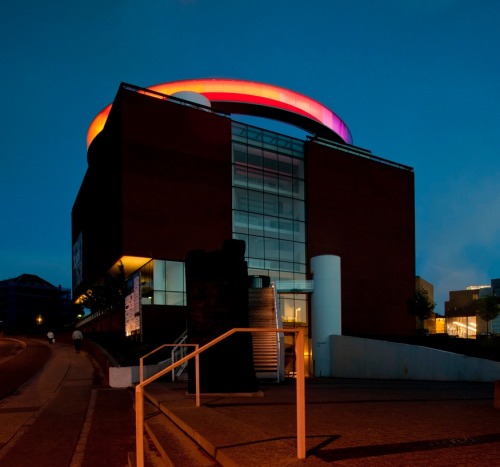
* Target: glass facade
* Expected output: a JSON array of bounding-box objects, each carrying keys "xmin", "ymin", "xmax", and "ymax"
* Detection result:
[
  {"xmin": 446, "ymin": 316, "xmax": 477, "ymax": 338},
  {"xmin": 232, "ymin": 122, "xmax": 306, "ymax": 281},
  {"xmin": 232, "ymin": 122, "xmax": 311, "ymax": 373},
  {"xmin": 139, "ymin": 259, "xmax": 186, "ymax": 306}
]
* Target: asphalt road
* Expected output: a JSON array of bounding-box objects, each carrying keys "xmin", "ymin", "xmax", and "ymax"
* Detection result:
[{"xmin": 0, "ymin": 337, "xmax": 51, "ymax": 400}]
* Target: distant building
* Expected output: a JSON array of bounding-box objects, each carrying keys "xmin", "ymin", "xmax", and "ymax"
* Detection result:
[
  {"xmin": 416, "ymin": 276, "xmax": 434, "ymax": 301},
  {"xmin": 0, "ymin": 274, "xmax": 73, "ymax": 334},
  {"xmin": 445, "ymin": 279, "xmax": 500, "ymax": 338},
  {"xmin": 415, "ymin": 276, "xmax": 445, "ymax": 334},
  {"xmin": 72, "ymin": 79, "xmax": 416, "ymax": 373}
]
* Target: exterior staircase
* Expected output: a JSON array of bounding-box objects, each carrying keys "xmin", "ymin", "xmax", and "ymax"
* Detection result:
[
  {"xmin": 134, "ymin": 391, "xmax": 220, "ymax": 466},
  {"xmin": 132, "ymin": 379, "xmax": 300, "ymax": 467},
  {"xmin": 248, "ymin": 287, "xmax": 281, "ymax": 380},
  {"xmin": 131, "ymin": 286, "xmax": 284, "ymax": 466}
]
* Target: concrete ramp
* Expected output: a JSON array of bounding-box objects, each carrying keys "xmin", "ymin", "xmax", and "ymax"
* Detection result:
[{"xmin": 330, "ymin": 335, "xmax": 500, "ymax": 382}]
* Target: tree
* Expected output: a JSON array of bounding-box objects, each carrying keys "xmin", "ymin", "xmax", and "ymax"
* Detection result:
[
  {"xmin": 476, "ymin": 294, "xmax": 499, "ymax": 335},
  {"xmin": 408, "ymin": 286, "xmax": 436, "ymax": 332}
]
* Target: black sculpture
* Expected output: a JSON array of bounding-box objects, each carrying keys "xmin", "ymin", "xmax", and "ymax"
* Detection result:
[{"xmin": 186, "ymin": 239, "xmax": 258, "ymax": 393}]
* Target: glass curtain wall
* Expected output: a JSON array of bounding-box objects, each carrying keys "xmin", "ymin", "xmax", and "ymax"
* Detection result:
[
  {"xmin": 231, "ymin": 122, "xmax": 310, "ymax": 372},
  {"xmin": 232, "ymin": 122, "xmax": 306, "ymax": 281},
  {"xmin": 139, "ymin": 259, "xmax": 186, "ymax": 306},
  {"xmin": 446, "ymin": 316, "xmax": 477, "ymax": 338}
]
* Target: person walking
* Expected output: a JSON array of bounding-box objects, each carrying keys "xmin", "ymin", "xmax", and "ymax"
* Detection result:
[{"xmin": 72, "ymin": 329, "xmax": 83, "ymax": 353}]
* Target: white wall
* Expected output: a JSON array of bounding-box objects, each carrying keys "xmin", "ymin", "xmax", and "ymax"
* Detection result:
[
  {"xmin": 311, "ymin": 255, "xmax": 341, "ymax": 377},
  {"xmin": 109, "ymin": 361, "xmax": 171, "ymax": 388},
  {"xmin": 331, "ymin": 335, "xmax": 500, "ymax": 382}
]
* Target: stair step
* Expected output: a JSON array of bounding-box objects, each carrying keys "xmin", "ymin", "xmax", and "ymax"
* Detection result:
[
  {"xmin": 145, "ymin": 411, "xmax": 219, "ymax": 466},
  {"xmin": 142, "ymin": 382, "xmax": 300, "ymax": 466},
  {"xmin": 248, "ymin": 287, "xmax": 280, "ymax": 383}
]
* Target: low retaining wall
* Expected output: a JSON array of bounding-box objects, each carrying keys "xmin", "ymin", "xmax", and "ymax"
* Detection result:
[
  {"xmin": 109, "ymin": 361, "xmax": 171, "ymax": 388},
  {"xmin": 331, "ymin": 335, "xmax": 500, "ymax": 382}
]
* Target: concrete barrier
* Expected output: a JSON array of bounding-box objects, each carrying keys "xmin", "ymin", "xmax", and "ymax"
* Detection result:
[
  {"xmin": 109, "ymin": 361, "xmax": 170, "ymax": 388},
  {"xmin": 330, "ymin": 335, "xmax": 500, "ymax": 382}
]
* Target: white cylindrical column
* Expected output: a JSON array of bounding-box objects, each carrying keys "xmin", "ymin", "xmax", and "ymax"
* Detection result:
[{"xmin": 311, "ymin": 255, "xmax": 341, "ymax": 377}]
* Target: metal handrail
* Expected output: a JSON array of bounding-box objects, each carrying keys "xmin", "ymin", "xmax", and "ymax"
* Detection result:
[
  {"xmin": 135, "ymin": 327, "xmax": 305, "ymax": 467},
  {"xmin": 120, "ymin": 82, "xmax": 230, "ymax": 117},
  {"xmin": 272, "ymin": 282, "xmax": 285, "ymax": 382},
  {"xmin": 170, "ymin": 333, "xmax": 189, "ymax": 381},
  {"xmin": 308, "ymin": 135, "xmax": 414, "ymax": 172},
  {"xmin": 139, "ymin": 342, "xmax": 198, "ymax": 384}
]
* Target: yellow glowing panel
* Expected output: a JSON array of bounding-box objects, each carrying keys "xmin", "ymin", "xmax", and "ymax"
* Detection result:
[
  {"xmin": 109, "ymin": 256, "xmax": 152, "ymax": 278},
  {"xmin": 86, "ymin": 105, "xmax": 111, "ymax": 148}
]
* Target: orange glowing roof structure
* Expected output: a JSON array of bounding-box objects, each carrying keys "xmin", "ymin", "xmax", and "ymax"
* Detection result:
[{"xmin": 86, "ymin": 78, "xmax": 352, "ymax": 147}]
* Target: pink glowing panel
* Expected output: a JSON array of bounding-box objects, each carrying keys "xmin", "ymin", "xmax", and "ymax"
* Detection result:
[{"xmin": 87, "ymin": 79, "xmax": 352, "ymax": 147}]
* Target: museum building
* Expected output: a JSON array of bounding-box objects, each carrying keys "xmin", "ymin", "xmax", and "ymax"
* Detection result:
[{"xmin": 72, "ymin": 79, "xmax": 416, "ymax": 376}]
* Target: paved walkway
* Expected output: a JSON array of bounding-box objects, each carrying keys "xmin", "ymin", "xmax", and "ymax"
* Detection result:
[
  {"xmin": 2, "ymin": 338, "xmax": 500, "ymax": 466},
  {"xmin": 0, "ymin": 339, "xmax": 136, "ymax": 467},
  {"xmin": 144, "ymin": 377, "xmax": 500, "ymax": 466}
]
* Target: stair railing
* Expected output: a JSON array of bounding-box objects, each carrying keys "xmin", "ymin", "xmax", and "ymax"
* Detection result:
[
  {"xmin": 272, "ymin": 281, "xmax": 285, "ymax": 382},
  {"xmin": 139, "ymin": 342, "xmax": 198, "ymax": 384},
  {"xmin": 135, "ymin": 327, "xmax": 306, "ymax": 467}
]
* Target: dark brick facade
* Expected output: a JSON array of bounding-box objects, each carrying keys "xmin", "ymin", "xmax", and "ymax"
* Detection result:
[
  {"xmin": 306, "ymin": 141, "xmax": 415, "ymax": 336},
  {"xmin": 73, "ymin": 85, "xmax": 416, "ymax": 338}
]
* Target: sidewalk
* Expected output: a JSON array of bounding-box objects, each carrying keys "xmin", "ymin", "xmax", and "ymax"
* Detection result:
[
  {"xmin": 0, "ymin": 340, "xmax": 136, "ymax": 467},
  {"xmin": 144, "ymin": 377, "xmax": 500, "ymax": 466},
  {"xmin": 3, "ymin": 338, "xmax": 500, "ymax": 466}
]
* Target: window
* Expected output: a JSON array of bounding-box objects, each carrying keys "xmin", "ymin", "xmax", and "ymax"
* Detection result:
[
  {"xmin": 139, "ymin": 260, "xmax": 186, "ymax": 306},
  {"xmin": 231, "ymin": 122, "xmax": 306, "ymax": 279}
]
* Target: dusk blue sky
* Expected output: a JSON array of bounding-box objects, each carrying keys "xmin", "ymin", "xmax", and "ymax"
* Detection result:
[{"xmin": 1, "ymin": 0, "xmax": 499, "ymax": 311}]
